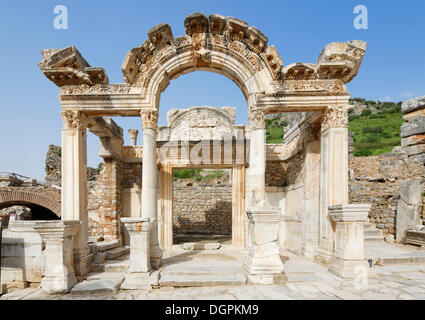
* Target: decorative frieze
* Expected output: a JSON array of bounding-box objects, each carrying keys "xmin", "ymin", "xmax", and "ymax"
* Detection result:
[
  {"xmin": 272, "ymin": 79, "xmax": 346, "ymax": 96},
  {"xmin": 60, "ymin": 84, "xmax": 132, "ymax": 96}
]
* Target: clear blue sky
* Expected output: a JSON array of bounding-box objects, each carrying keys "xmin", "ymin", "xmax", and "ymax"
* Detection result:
[{"xmin": 0, "ymin": 0, "xmax": 424, "ymax": 180}]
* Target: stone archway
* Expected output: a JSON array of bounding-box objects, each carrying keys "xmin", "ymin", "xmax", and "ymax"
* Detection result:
[
  {"xmin": 38, "ymin": 11, "xmax": 370, "ymax": 281},
  {"xmin": 0, "ymin": 191, "xmax": 61, "ymax": 217}
]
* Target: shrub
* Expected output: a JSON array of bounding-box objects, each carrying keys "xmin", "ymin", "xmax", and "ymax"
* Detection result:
[
  {"xmin": 362, "ymin": 126, "xmax": 383, "ymax": 134},
  {"xmin": 173, "ymin": 169, "xmax": 201, "ymax": 180},
  {"xmin": 373, "ymin": 126, "xmax": 383, "ymax": 134},
  {"xmin": 382, "ymin": 102, "xmax": 396, "ymax": 109},
  {"xmin": 361, "ymin": 135, "xmax": 381, "ymax": 143},
  {"xmin": 382, "ymin": 131, "xmax": 392, "ymax": 139},
  {"xmin": 354, "ymin": 149, "xmax": 372, "ymax": 157},
  {"xmin": 361, "ymin": 109, "xmax": 372, "ymax": 116}
]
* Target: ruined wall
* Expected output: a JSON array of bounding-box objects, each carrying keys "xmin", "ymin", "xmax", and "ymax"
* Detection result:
[
  {"xmin": 87, "ymin": 159, "xmax": 123, "ymax": 241},
  {"xmin": 172, "ymin": 180, "xmax": 232, "ymax": 235},
  {"xmin": 266, "ymin": 161, "xmax": 286, "ymax": 187},
  {"xmin": 401, "ymin": 96, "xmax": 425, "ymax": 162},
  {"xmin": 45, "ymin": 144, "xmax": 100, "ymax": 184},
  {"xmin": 349, "ymin": 150, "xmax": 425, "ymax": 237}
]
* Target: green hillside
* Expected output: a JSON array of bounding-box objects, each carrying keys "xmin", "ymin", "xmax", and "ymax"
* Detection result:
[
  {"xmin": 264, "ymin": 98, "xmax": 404, "ymax": 156},
  {"xmin": 348, "ymin": 99, "xmax": 403, "ymax": 156},
  {"xmin": 265, "ymin": 116, "xmax": 287, "ymax": 143}
]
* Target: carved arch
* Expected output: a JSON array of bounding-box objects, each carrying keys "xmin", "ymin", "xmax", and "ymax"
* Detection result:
[{"xmin": 121, "ymin": 13, "xmax": 281, "ymax": 109}]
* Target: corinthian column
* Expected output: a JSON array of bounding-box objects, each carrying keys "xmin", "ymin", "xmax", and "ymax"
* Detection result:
[
  {"xmin": 316, "ymin": 106, "xmax": 349, "ymax": 264},
  {"xmin": 247, "ymin": 108, "xmax": 266, "ymax": 207},
  {"xmin": 128, "ymin": 129, "xmax": 139, "ymax": 146},
  {"xmin": 60, "ymin": 110, "xmax": 92, "ymax": 276},
  {"xmin": 140, "ymin": 109, "xmax": 162, "ymax": 269}
]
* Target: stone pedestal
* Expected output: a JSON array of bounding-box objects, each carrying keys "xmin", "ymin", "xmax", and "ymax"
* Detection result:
[
  {"xmin": 245, "ymin": 203, "xmax": 284, "ymax": 284},
  {"xmin": 33, "ymin": 221, "xmax": 81, "ymax": 294},
  {"xmin": 328, "ymin": 204, "xmax": 371, "ymax": 279},
  {"xmin": 396, "ymin": 179, "xmax": 424, "ymax": 243},
  {"xmin": 73, "ymin": 245, "xmax": 93, "ymax": 277},
  {"xmin": 121, "ymin": 218, "xmax": 159, "ymax": 289}
]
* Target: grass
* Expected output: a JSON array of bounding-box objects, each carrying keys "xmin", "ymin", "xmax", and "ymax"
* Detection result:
[
  {"xmin": 265, "ymin": 117, "xmax": 286, "ymax": 144},
  {"xmin": 349, "ymin": 106, "xmax": 403, "ymax": 156},
  {"xmin": 173, "ymin": 169, "xmax": 225, "ymax": 181},
  {"xmin": 263, "ymin": 99, "xmax": 403, "ymax": 157}
]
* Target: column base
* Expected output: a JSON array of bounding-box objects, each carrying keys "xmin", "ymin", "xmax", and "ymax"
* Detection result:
[
  {"xmin": 244, "ymin": 249, "xmax": 285, "ymax": 275},
  {"xmin": 73, "ymin": 245, "xmax": 93, "ymax": 277},
  {"xmin": 328, "ymin": 258, "xmax": 369, "ymax": 279},
  {"xmin": 246, "ymin": 273, "xmax": 287, "ymax": 285},
  {"xmin": 150, "ymin": 245, "xmax": 163, "ymax": 270},
  {"xmin": 315, "ymin": 247, "xmax": 334, "ymax": 265},
  {"xmin": 41, "ymin": 274, "xmax": 78, "ymax": 294},
  {"xmin": 121, "ymin": 270, "xmax": 159, "ymax": 290},
  {"xmin": 302, "ymin": 243, "xmax": 318, "ymax": 259},
  {"xmin": 1, "ymin": 283, "xmax": 8, "ymax": 295}
]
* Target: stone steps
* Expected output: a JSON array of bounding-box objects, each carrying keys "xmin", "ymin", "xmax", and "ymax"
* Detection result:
[
  {"xmin": 365, "ymin": 229, "xmax": 384, "ymax": 237},
  {"xmin": 71, "ymin": 276, "xmax": 124, "ymax": 295},
  {"xmin": 105, "ymin": 247, "xmax": 130, "ymax": 260},
  {"xmin": 159, "ymin": 273, "xmax": 246, "ymax": 288},
  {"xmin": 365, "ymin": 235, "xmax": 386, "ymax": 242},
  {"xmin": 364, "ymin": 223, "xmax": 385, "ymax": 242},
  {"xmin": 158, "ymin": 262, "xmax": 247, "ymax": 288},
  {"xmin": 93, "ymin": 240, "xmax": 120, "ymax": 253},
  {"xmin": 364, "ymin": 223, "xmax": 376, "ymax": 231},
  {"xmin": 90, "ymin": 256, "xmax": 130, "ymax": 273},
  {"xmin": 84, "ymin": 272, "xmax": 127, "ymax": 281}
]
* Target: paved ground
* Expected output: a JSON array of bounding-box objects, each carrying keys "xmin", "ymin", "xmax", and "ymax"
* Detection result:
[{"xmin": 2, "ymin": 245, "xmax": 425, "ymax": 300}]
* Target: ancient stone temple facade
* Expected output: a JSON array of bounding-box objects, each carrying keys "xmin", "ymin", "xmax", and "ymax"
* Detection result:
[{"xmin": 4, "ymin": 12, "xmax": 371, "ymax": 292}]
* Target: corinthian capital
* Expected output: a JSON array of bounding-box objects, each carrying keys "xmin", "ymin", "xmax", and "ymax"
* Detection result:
[
  {"xmin": 321, "ymin": 106, "xmax": 348, "ymax": 132},
  {"xmin": 248, "ymin": 108, "xmax": 265, "ymax": 130},
  {"xmin": 141, "ymin": 109, "xmax": 158, "ymax": 130},
  {"xmin": 60, "ymin": 109, "xmax": 86, "ymax": 130}
]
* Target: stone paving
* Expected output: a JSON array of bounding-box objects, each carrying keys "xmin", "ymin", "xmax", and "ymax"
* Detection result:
[{"xmin": 2, "ymin": 247, "xmax": 425, "ymax": 300}]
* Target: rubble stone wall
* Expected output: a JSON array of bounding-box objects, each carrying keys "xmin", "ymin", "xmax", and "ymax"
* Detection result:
[
  {"xmin": 45, "ymin": 144, "xmax": 100, "ymax": 184},
  {"xmin": 88, "ymin": 159, "xmax": 123, "ymax": 241},
  {"xmin": 348, "ymin": 151, "xmax": 425, "ymax": 236},
  {"xmin": 172, "ymin": 181, "xmax": 232, "ymax": 235},
  {"xmin": 401, "ymin": 96, "xmax": 425, "ymax": 163}
]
